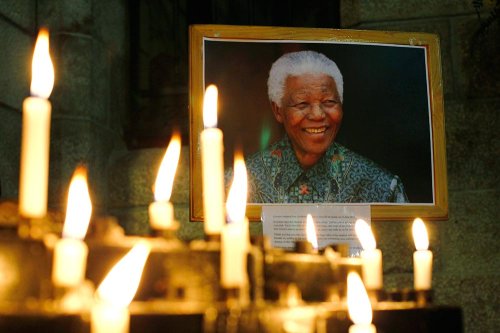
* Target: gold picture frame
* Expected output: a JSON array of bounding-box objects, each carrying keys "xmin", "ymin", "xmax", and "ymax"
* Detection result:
[{"xmin": 189, "ymin": 24, "xmax": 447, "ymax": 222}]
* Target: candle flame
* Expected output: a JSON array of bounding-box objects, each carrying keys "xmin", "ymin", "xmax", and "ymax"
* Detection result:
[
  {"xmin": 154, "ymin": 133, "xmax": 181, "ymax": 201},
  {"xmin": 96, "ymin": 242, "xmax": 151, "ymax": 307},
  {"xmin": 306, "ymin": 214, "xmax": 318, "ymax": 250},
  {"xmin": 226, "ymin": 152, "xmax": 247, "ymax": 223},
  {"xmin": 355, "ymin": 219, "xmax": 376, "ymax": 251},
  {"xmin": 62, "ymin": 166, "xmax": 92, "ymax": 239},
  {"xmin": 412, "ymin": 218, "xmax": 429, "ymax": 251},
  {"xmin": 30, "ymin": 28, "xmax": 54, "ymax": 98},
  {"xmin": 203, "ymin": 85, "xmax": 218, "ymax": 128},
  {"xmin": 347, "ymin": 272, "xmax": 373, "ymax": 325}
]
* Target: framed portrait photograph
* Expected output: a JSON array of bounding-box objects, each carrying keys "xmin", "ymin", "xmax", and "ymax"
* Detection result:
[{"xmin": 189, "ymin": 25, "xmax": 447, "ymax": 222}]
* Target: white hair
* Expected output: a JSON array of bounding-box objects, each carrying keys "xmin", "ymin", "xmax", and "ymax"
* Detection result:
[{"xmin": 267, "ymin": 50, "xmax": 344, "ymax": 106}]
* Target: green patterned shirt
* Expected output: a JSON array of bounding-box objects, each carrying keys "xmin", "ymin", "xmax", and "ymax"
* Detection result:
[{"xmin": 230, "ymin": 136, "xmax": 408, "ymax": 204}]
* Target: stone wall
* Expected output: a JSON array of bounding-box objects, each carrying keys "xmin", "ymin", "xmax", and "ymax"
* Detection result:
[
  {"xmin": 0, "ymin": 0, "xmax": 129, "ymax": 212},
  {"xmin": 0, "ymin": 1, "xmax": 33, "ymax": 200}
]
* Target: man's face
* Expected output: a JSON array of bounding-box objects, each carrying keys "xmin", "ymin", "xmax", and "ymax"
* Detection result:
[{"xmin": 272, "ymin": 73, "xmax": 343, "ymax": 166}]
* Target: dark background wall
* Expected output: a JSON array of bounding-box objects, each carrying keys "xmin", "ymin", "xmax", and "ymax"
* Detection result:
[{"xmin": 0, "ymin": 1, "xmax": 498, "ymax": 332}]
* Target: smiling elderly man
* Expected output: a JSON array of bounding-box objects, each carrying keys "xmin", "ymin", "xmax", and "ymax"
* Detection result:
[{"xmin": 236, "ymin": 50, "xmax": 408, "ymax": 204}]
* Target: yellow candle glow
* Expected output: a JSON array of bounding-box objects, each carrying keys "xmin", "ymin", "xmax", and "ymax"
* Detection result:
[
  {"xmin": 306, "ymin": 214, "xmax": 318, "ymax": 250},
  {"xmin": 355, "ymin": 219, "xmax": 383, "ymax": 290},
  {"xmin": 347, "ymin": 272, "xmax": 377, "ymax": 333},
  {"xmin": 52, "ymin": 166, "xmax": 92, "ymax": 288},
  {"xmin": 225, "ymin": 152, "xmax": 249, "ymax": 247},
  {"xmin": 412, "ymin": 218, "xmax": 433, "ymax": 290},
  {"xmin": 221, "ymin": 154, "xmax": 248, "ymax": 288},
  {"xmin": 201, "ymin": 85, "xmax": 225, "ymax": 236},
  {"xmin": 92, "ymin": 242, "xmax": 151, "ymax": 333},
  {"xmin": 19, "ymin": 28, "xmax": 55, "ymax": 218},
  {"xmin": 148, "ymin": 133, "xmax": 181, "ymax": 230}
]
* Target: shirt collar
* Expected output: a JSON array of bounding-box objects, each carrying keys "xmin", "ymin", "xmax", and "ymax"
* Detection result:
[{"xmin": 268, "ymin": 137, "xmax": 347, "ymax": 193}]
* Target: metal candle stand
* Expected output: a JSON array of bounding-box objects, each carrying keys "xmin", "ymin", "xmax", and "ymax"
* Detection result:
[{"xmin": 0, "ymin": 215, "xmax": 462, "ymax": 333}]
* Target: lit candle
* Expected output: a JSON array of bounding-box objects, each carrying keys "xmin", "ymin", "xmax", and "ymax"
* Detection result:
[
  {"xmin": 201, "ymin": 85, "xmax": 225, "ymax": 237},
  {"xmin": 92, "ymin": 242, "xmax": 151, "ymax": 333},
  {"xmin": 19, "ymin": 28, "xmax": 55, "ymax": 218},
  {"xmin": 347, "ymin": 272, "xmax": 377, "ymax": 333},
  {"xmin": 148, "ymin": 133, "xmax": 181, "ymax": 231},
  {"xmin": 412, "ymin": 218, "xmax": 433, "ymax": 290},
  {"xmin": 306, "ymin": 214, "xmax": 318, "ymax": 251},
  {"xmin": 355, "ymin": 219, "xmax": 383, "ymax": 290},
  {"xmin": 52, "ymin": 166, "xmax": 92, "ymax": 288},
  {"xmin": 221, "ymin": 153, "xmax": 248, "ymax": 288}
]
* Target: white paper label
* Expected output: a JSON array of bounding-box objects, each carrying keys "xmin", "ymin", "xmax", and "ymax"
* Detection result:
[{"xmin": 261, "ymin": 204, "xmax": 370, "ymax": 255}]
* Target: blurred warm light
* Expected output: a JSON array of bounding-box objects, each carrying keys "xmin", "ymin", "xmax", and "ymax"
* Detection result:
[
  {"xmin": 285, "ymin": 284, "xmax": 302, "ymax": 307},
  {"xmin": 30, "ymin": 28, "xmax": 54, "ymax": 98},
  {"xmin": 347, "ymin": 272, "xmax": 373, "ymax": 325},
  {"xmin": 154, "ymin": 133, "xmax": 181, "ymax": 201},
  {"xmin": 306, "ymin": 214, "xmax": 318, "ymax": 250},
  {"xmin": 203, "ymin": 85, "xmax": 218, "ymax": 128},
  {"xmin": 96, "ymin": 242, "xmax": 151, "ymax": 307},
  {"xmin": 0, "ymin": 254, "xmax": 18, "ymax": 298},
  {"xmin": 63, "ymin": 166, "xmax": 92, "ymax": 239},
  {"xmin": 412, "ymin": 218, "xmax": 429, "ymax": 251},
  {"xmin": 355, "ymin": 219, "xmax": 376, "ymax": 251},
  {"xmin": 226, "ymin": 152, "xmax": 247, "ymax": 223}
]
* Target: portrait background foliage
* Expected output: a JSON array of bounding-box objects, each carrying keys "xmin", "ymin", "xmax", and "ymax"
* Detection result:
[{"xmin": 190, "ymin": 25, "xmax": 448, "ymax": 221}]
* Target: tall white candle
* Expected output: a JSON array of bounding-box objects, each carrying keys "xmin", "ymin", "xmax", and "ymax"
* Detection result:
[
  {"xmin": 148, "ymin": 133, "xmax": 181, "ymax": 230},
  {"xmin": 53, "ymin": 238, "xmax": 88, "ymax": 288},
  {"xmin": 412, "ymin": 218, "xmax": 433, "ymax": 290},
  {"xmin": 355, "ymin": 219, "xmax": 383, "ymax": 290},
  {"xmin": 201, "ymin": 85, "xmax": 225, "ymax": 236},
  {"xmin": 221, "ymin": 223, "xmax": 247, "ymax": 288},
  {"xmin": 52, "ymin": 166, "xmax": 92, "ymax": 288},
  {"xmin": 347, "ymin": 272, "xmax": 377, "ymax": 333},
  {"xmin": 221, "ymin": 154, "xmax": 248, "ymax": 288},
  {"xmin": 19, "ymin": 28, "xmax": 54, "ymax": 218},
  {"xmin": 92, "ymin": 242, "xmax": 151, "ymax": 333}
]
